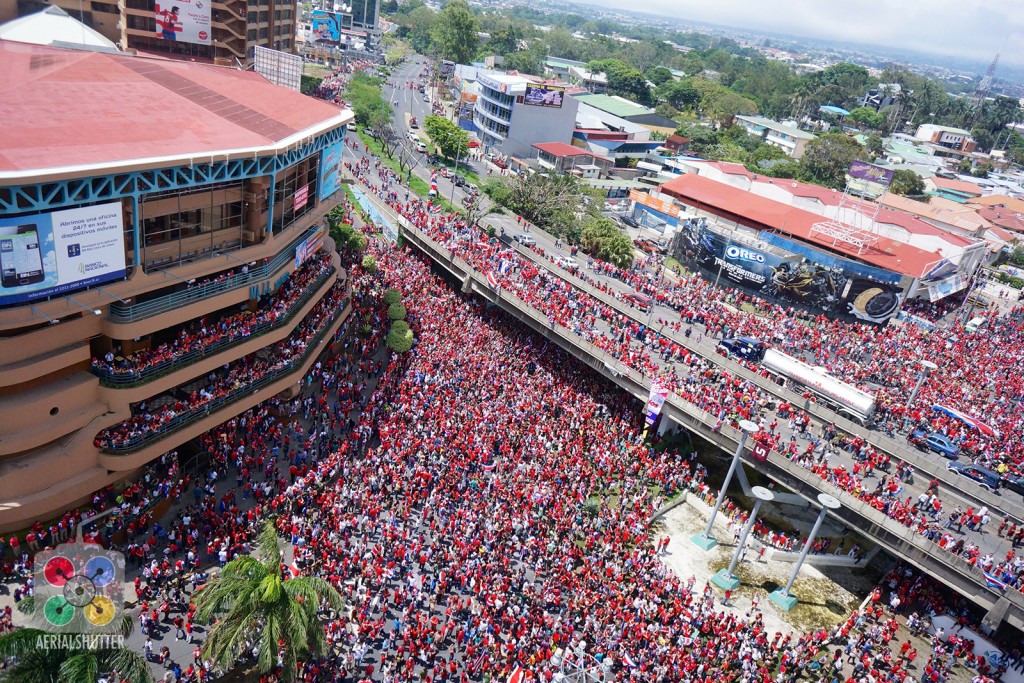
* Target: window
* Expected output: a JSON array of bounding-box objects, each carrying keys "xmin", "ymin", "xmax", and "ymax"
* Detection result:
[
  {"xmin": 247, "ymin": 28, "xmax": 257, "ymax": 40},
  {"xmin": 139, "ymin": 182, "xmax": 246, "ymax": 272},
  {"xmin": 271, "ymin": 156, "xmax": 319, "ymax": 234},
  {"xmin": 258, "ymin": 27, "xmax": 267, "ymax": 39}
]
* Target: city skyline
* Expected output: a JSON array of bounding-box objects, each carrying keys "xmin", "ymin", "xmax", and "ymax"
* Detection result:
[{"xmin": 586, "ymin": 0, "xmax": 1024, "ymax": 68}]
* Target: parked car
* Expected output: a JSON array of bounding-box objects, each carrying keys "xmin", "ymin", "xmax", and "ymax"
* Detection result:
[
  {"xmin": 415, "ymin": 141, "xmax": 427, "ymax": 153},
  {"xmin": 634, "ymin": 238, "xmax": 666, "ymax": 255},
  {"xmin": 909, "ymin": 430, "xmax": 959, "ymax": 459},
  {"xmin": 453, "ymin": 174, "xmax": 466, "ymax": 187},
  {"xmin": 422, "ymin": 93, "xmax": 430, "ymax": 102},
  {"xmin": 717, "ymin": 337, "xmax": 766, "ymax": 362},
  {"xmin": 946, "ymin": 461, "xmax": 1001, "ymax": 492},
  {"xmin": 493, "ymin": 158, "xmax": 508, "ymax": 169},
  {"xmin": 406, "ymin": 130, "xmax": 419, "ymax": 141},
  {"xmin": 409, "ymin": 117, "xmax": 419, "ymax": 128},
  {"xmin": 513, "ymin": 234, "xmax": 537, "ymax": 247},
  {"xmin": 621, "ymin": 215, "xmax": 641, "ymax": 229}
]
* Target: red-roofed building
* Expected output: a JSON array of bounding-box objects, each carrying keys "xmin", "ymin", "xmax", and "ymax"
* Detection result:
[
  {"xmin": 532, "ymin": 142, "xmax": 612, "ymax": 175},
  {"xmin": 660, "ymin": 173, "xmax": 945, "ymax": 280},
  {"xmin": 664, "ymin": 134, "xmax": 690, "ymax": 153},
  {"xmin": 925, "ymin": 175, "xmax": 983, "ymax": 199},
  {"xmin": 0, "ymin": 41, "xmax": 353, "ymax": 530}
]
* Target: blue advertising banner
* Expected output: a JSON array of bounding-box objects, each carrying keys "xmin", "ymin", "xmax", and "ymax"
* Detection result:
[
  {"xmin": 319, "ymin": 141, "xmax": 344, "ymax": 201},
  {"xmin": 0, "ymin": 202, "xmax": 126, "ymax": 306}
]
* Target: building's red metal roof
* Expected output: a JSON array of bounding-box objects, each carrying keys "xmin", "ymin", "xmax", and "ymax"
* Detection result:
[
  {"xmin": 0, "ymin": 41, "xmax": 348, "ymax": 174},
  {"xmin": 532, "ymin": 141, "xmax": 593, "ymax": 158},
  {"xmin": 660, "ymin": 173, "xmax": 944, "ymax": 279}
]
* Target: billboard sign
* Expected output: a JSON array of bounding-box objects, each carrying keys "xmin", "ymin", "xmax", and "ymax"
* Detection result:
[
  {"xmin": 155, "ymin": 0, "xmax": 210, "ymax": 45},
  {"xmin": 846, "ymin": 160, "xmax": 894, "ymax": 199},
  {"xmin": 0, "ymin": 202, "xmax": 126, "ymax": 307},
  {"xmin": 319, "ymin": 141, "xmax": 344, "ymax": 201},
  {"xmin": 752, "ymin": 441, "xmax": 769, "ymax": 463},
  {"xmin": 630, "ymin": 189, "xmax": 680, "ymax": 219},
  {"xmin": 673, "ymin": 219, "xmax": 904, "ymax": 324},
  {"xmin": 294, "ymin": 225, "xmax": 325, "ymax": 269},
  {"xmin": 310, "ymin": 10, "xmax": 353, "ymax": 44},
  {"xmin": 523, "ymin": 84, "xmax": 565, "ymax": 108},
  {"xmin": 644, "ymin": 382, "xmax": 669, "ymax": 427},
  {"xmin": 254, "ymin": 46, "xmax": 303, "ymax": 92},
  {"xmin": 439, "ymin": 60, "xmax": 456, "ymax": 77}
]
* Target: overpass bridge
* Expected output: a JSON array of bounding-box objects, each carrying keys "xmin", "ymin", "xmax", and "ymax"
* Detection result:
[{"xmin": 377, "ymin": 200, "xmax": 1024, "ymax": 631}]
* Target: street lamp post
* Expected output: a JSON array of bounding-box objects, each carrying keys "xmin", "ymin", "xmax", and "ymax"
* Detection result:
[
  {"xmin": 450, "ymin": 138, "xmax": 465, "ymax": 206},
  {"xmin": 902, "ymin": 359, "xmax": 938, "ymax": 432},
  {"xmin": 770, "ymin": 493, "xmax": 842, "ymax": 611},
  {"xmin": 712, "ymin": 486, "xmax": 775, "ymax": 590},
  {"xmin": 692, "ymin": 420, "xmax": 759, "ymax": 551}
]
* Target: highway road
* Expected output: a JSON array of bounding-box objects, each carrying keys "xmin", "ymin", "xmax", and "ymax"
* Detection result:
[{"xmin": 350, "ymin": 57, "xmax": 1024, "ymax": 573}]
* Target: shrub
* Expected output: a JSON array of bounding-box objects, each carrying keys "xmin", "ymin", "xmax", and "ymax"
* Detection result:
[
  {"xmin": 387, "ymin": 303, "xmax": 407, "ymax": 320},
  {"xmin": 383, "ymin": 288, "xmax": 402, "ymax": 306},
  {"xmin": 361, "ymin": 254, "xmax": 378, "ymax": 272},
  {"xmin": 349, "ymin": 233, "xmax": 368, "ymax": 252},
  {"xmin": 485, "ymin": 225, "xmax": 496, "ymax": 238},
  {"xmin": 359, "ymin": 323, "xmax": 372, "ymax": 337},
  {"xmin": 386, "ymin": 326, "xmax": 413, "ymax": 353},
  {"xmin": 390, "ymin": 320, "xmax": 410, "ymax": 335}
]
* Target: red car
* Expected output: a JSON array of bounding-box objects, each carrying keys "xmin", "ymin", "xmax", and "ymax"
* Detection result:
[{"xmin": 493, "ymin": 158, "xmax": 508, "ymax": 169}]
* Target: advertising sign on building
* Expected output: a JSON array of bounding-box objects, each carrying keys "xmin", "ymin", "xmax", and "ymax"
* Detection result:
[
  {"xmin": 294, "ymin": 225, "xmax": 325, "ymax": 269},
  {"xmin": 523, "ymin": 84, "xmax": 564, "ymax": 108},
  {"xmin": 293, "ymin": 184, "xmax": 309, "ymax": 212},
  {"xmin": 846, "ymin": 160, "xmax": 895, "ymax": 199},
  {"xmin": 629, "ymin": 189, "xmax": 680, "ymax": 219},
  {"xmin": 310, "ymin": 10, "xmax": 351, "ymax": 44},
  {"xmin": 673, "ymin": 219, "xmax": 905, "ymax": 324},
  {"xmin": 319, "ymin": 141, "xmax": 344, "ymax": 201},
  {"xmin": 438, "ymin": 60, "xmax": 456, "ymax": 77},
  {"xmin": 154, "ymin": 0, "xmax": 210, "ymax": 45},
  {"xmin": 0, "ymin": 202, "xmax": 126, "ymax": 306}
]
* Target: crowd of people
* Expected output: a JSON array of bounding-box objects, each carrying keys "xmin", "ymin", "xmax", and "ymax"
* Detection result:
[
  {"xmin": 342, "ymin": 145, "xmax": 1024, "ymax": 595},
  {"xmin": 93, "ymin": 277, "xmax": 349, "ymax": 451},
  {"xmin": 91, "ymin": 253, "xmax": 334, "ymax": 380}
]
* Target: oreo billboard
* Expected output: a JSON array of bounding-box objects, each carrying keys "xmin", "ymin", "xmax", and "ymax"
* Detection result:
[{"xmin": 673, "ymin": 218, "xmax": 904, "ymax": 324}]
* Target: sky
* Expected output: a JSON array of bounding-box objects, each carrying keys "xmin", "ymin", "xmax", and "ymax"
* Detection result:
[{"xmin": 587, "ymin": 0, "xmax": 1024, "ymax": 67}]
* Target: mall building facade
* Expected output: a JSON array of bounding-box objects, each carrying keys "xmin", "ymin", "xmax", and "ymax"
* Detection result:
[{"xmin": 0, "ymin": 40, "xmax": 354, "ymax": 531}]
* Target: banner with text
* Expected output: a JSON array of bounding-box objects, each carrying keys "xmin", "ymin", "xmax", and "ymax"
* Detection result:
[
  {"xmin": 155, "ymin": 0, "xmax": 210, "ymax": 45},
  {"xmin": 644, "ymin": 382, "xmax": 669, "ymax": 427},
  {"xmin": 0, "ymin": 202, "xmax": 126, "ymax": 306}
]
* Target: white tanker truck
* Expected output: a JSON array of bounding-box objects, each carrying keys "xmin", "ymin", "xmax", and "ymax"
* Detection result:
[{"xmin": 718, "ymin": 337, "xmax": 876, "ymax": 426}]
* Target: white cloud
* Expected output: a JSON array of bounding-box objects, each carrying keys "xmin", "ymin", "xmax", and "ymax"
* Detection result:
[{"xmin": 585, "ymin": 0, "xmax": 1024, "ymax": 66}]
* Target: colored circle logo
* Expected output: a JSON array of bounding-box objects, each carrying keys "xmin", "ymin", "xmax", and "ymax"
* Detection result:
[
  {"xmin": 43, "ymin": 596, "xmax": 75, "ymax": 627},
  {"xmin": 63, "ymin": 575, "xmax": 98, "ymax": 608},
  {"xmin": 85, "ymin": 556, "xmax": 116, "ymax": 587},
  {"xmin": 84, "ymin": 596, "xmax": 116, "ymax": 626},
  {"xmin": 43, "ymin": 556, "xmax": 74, "ymax": 587}
]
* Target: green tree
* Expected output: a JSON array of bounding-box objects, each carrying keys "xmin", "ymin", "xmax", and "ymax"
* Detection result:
[
  {"xmin": 589, "ymin": 59, "xmax": 652, "ymax": 105},
  {"xmin": 580, "ymin": 216, "xmax": 634, "ymax": 268},
  {"xmin": 383, "ymin": 288, "xmax": 403, "ymax": 306},
  {"xmin": 362, "ymin": 254, "xmax": 378, "ymax": 272},
  {"xmin": 799, "ymin": 133, "xmax": 865, "ymax": 189},
  {"xmin": 889, "ymin": 169, "xmax": 925, "ymax": 196},
  {"xmin": 405, "ymin": 5, "xmax": 437, "ymax": 54},
  {"xmin": 847, "ymin": 106, "xmax": 885, "ymax": 130},
  {"xmin": 387, "ymin": 324, "xmax": 414, "ymax": 353},
  {"xmin": 864, "ymin": 133, "xmax": 885, "ymax": 159},
  {"xmin": 657, "ymin": 79, "xmax": 700, "ymax": 111},
  {"xmin": 346, "ymin": 72, "xmax": 392, "ymax": 127},
  {"xmin": 423, "ymin": 115, "xmax": 470, "ymax": 161},
  {"xmin": 387, "ymin": 303, "xmax": 407, "ymax": 320},
  {"xmin": 0, "ymin": 608, "xmax": 152, "ymax": 683},
  {"xmin": 431, "ymin": 0, "xmax": 479, "ymax": 64},
  {"xmin": 645, "ymin": 66, "xmax": 674, "ymax": 86},
  {"xmin": 193, "ymin": 520, "xmax": 345, "ymax": 682}
]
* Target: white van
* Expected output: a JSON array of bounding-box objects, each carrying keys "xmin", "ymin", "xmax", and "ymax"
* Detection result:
[{"xmin": 965, "ymin": 316, "xmax": 986, "ymax": 333}]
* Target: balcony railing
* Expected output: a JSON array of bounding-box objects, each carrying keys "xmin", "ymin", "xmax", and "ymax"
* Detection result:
[
  {"xmin": 109, "ymin": 225, "xmax": 323, "ymax": 323},
  {"xmin": 94, "ymin": 268, "xmax": 335, "ymax": 388},
  {"xmin": 99, "ymin": 297, "xmax": 349, "ymax": 454}
]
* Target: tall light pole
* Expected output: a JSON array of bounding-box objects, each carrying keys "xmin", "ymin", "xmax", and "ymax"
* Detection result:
[
  {"xmin": 770, "ymin": 493, "xmax": 842, "ymax": 611},
  {"xmin": 692, "ymin": 420, "xmax": 759, "ymax": 551},
  {"xmin": 712, "ymin": 486, "xmax": 775, "ymax": 590},
  {"xmin": 449, "ymin": 137, "xmax": 465, "ymax": 206},
  {"xmin": 902, "ymin": 359, "xmax": 938, "ymax": 432}
]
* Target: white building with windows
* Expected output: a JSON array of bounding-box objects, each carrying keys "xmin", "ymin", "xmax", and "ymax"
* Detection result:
[
  {"xmin": 734, "ymin": 115, "xmax": 816, "ymax": 159},
  {"xmin": 473, "ymin": 73, "xmax": 579, "ymax": 159}
]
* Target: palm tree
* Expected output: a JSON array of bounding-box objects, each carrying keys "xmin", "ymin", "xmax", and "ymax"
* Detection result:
[
  {"xmin": 193, "ymin": 519, "xmax": 345, "ymax": 682},
  {"xmin": 0, "ymin": 601, "xmax": 152, "ymax": 683}
]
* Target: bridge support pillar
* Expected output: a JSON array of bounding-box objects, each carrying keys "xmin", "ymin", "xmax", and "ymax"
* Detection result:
[
  {"xmin": 692, "ymin": 420, "xmax": 759, "ymax": 552},
  {"xmin": 713, "ymin": 486, "xmax": 775, "ymax": 591},
  {"xmin": 770, "ymin": 493, "xmax": 842, "ymax": 611}
]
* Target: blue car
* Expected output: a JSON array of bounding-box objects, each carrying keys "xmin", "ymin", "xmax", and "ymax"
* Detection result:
[
  {"xmin": 946, "ymin": 462, "xmax": 1000, "ymax": 492},
  {"xmin": 909, "ymin": 430, "xmax": 959, "ymax": 459}
]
